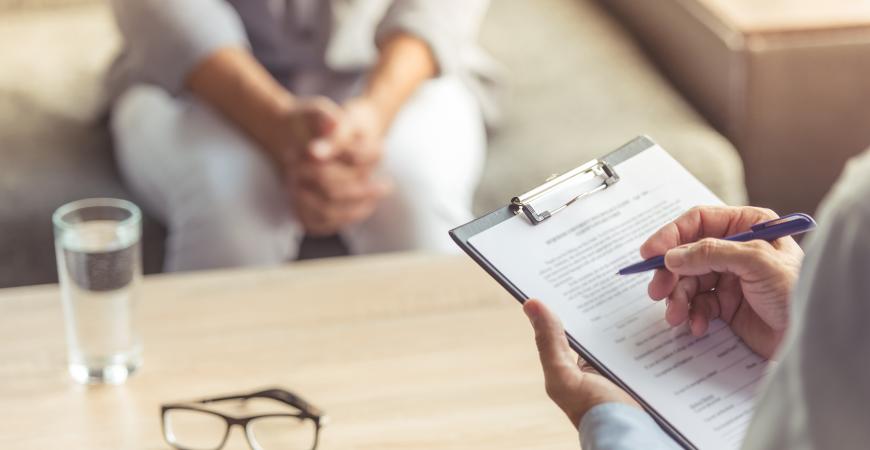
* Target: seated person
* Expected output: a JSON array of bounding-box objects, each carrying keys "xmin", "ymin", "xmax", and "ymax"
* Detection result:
[
  {"xmin": 106, "ymin": 0, "xmax": 498, "ymax": 271},
  {"xmin": 523, "ymin": 150, "xmax": 870, "ymax": 448}
]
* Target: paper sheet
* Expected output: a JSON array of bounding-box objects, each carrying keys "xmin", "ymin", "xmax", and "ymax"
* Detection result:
[{"xmin": 469, "ymin": 146, "xmax": 766, "ymax": 449}]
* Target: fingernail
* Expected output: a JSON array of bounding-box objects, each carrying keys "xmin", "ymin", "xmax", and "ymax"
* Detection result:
[
  {"xmin": 310, "ymin": 140, "xmax": 331, "ymax": 159},
  {"xmin": 666, "ymin": 297, "xmax": 671, "ymax": 307},
  {"xmin": 666, "ymin": 247, "xmax": 688, "ymax": 268}
]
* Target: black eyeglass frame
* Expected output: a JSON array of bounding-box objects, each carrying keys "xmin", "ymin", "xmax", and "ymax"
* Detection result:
[{"xmin": 160, "ymin": 388, "xmax": 326, "ymax": 450}]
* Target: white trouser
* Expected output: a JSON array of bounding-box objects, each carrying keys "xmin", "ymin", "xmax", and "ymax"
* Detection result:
[{"xmin": 110, "ymin": 77, "xmax": 485, "ymax": 271}]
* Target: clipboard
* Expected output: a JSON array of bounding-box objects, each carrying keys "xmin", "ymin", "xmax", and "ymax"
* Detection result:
[{"xmin": 450, "ymin": 136, "xmax": 695, "ymax": 448}]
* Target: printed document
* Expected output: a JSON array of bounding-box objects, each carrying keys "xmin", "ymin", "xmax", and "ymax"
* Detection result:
[{"xmin": 469, "ymin": 146, "xmax": 767, "ymax": 449}]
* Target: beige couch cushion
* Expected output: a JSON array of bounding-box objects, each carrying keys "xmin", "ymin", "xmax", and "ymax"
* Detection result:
[
  {"xmin": 0, "ymin": 0, "xmax": 97, "ymax": 11},
  {"xmin": 0, "ymin": 4, "xmax": 115, "ymax": 120},
  {"xmin": 476, "ymin": 0, "xmax": 746, "ymax": 213}
]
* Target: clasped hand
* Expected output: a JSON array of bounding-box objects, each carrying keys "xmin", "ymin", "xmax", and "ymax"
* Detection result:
[
  {"xmin": 525, "ymin": 205, "xmax": 804, "ymax": 427},
  {"xmin": 277, "ymin": 96, "xmax": 393, "ymax": 236}
]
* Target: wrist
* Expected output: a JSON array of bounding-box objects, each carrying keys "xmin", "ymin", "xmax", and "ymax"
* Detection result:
[
  {"xmin": 259, "ymin": 92, "xmax": 299, "ymax": 158},
  {"xmin": 562, "ymin": 376, "xmax": 642, "ymax": 428},
  {"xmin": 267, "ymin": 91, "xmax": 296, "ymax": 121},
  {"xmin": 346, "ymin": 96, "xmax": 391, "ymax": 138},
  {"xmin": 578, "ymin": 402, "xmax": 639, "ymax": 429},
  {"xmin": 569, "ymin": 397, "xmax": 624, "ymax": 428}
]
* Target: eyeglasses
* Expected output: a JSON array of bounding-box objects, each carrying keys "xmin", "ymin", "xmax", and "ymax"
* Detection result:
[{"xmin": 160, "ymin": 388, "xmax": 327, "ymax": 450}]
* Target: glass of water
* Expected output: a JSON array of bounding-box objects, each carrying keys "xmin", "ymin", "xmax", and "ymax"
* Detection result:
[{"xmin": 53, "ymin": 198, "xmax": 143, "ymax": 385}]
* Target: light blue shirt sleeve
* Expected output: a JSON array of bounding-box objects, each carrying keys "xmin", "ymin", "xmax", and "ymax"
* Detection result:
[{"xmin": 579, "ymin": 403, "xmax": 682, "ymax": 450}]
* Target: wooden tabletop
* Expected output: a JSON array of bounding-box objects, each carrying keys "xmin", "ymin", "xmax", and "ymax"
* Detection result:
[{"xmin": 0, "ymin": 253, "xmax": 577, "ymax": 449}]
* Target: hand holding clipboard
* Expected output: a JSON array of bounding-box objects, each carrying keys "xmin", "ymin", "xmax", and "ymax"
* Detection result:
[{"xmin": 450, "ymin": 137, "xmax": 772, "ymax": 450}]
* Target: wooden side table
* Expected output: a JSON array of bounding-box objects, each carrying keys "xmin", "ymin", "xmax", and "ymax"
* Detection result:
[{"xmin": 606, "ymin": 0, "xmax": 870, "ymax": 215}]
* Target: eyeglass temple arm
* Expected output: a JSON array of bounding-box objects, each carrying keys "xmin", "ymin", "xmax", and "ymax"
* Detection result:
[{"xmin": 197, "ymin": 388, "xmax": 323, "ymax": 418}]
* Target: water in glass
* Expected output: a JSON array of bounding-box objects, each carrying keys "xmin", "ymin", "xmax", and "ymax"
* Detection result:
[{"xmin": 54, "ymin": 200, "xmax": 143, "ymax": 385}]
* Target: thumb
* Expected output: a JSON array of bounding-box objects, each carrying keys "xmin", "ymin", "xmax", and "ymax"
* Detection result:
[
  {"xmin": 664, "ymin": 238, "xmax": 770, "ymax": 278},
  {"xmin": 308, "ymin": 138, "xmax": 335, "ymax": 161},
  {"xmin": 300, "ymin": 98, "xmax": 343, "ymax": 161},
  {"xmin": 523, "ymin": 299, "xmax": 575, "ymax": 379}
]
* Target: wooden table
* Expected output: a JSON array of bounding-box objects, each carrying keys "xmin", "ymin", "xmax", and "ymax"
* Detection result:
[{"xmin": 0, "ymin": 253, "xmax": 577, "ymax": 449}]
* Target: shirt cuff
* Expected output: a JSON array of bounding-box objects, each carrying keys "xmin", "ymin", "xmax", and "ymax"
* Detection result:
[
  {"xmin": 375, "ymin": 7, "xmax": 457, "ymax": 76},
  {"xmin": 579, "ymin": 403, "xmax": 682, "ymax": 450}
]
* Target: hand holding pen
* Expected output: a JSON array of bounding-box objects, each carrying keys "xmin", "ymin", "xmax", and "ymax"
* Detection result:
[
  {"xmin": 619, "ymin": 212, "xmax": 815, "ymax": 275},
  {"xmin": 625, "ymin": 206, "xmax": 810, "ymax": 359}
]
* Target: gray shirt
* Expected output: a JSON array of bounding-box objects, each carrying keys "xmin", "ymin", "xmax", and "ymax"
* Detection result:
[
  {"xmin": 106, "ymin": 0, "xmax": 502, "ymax": 123},
  {"xmin": 578, "ymin": 149, "xmax": 870, "ymax": 449}
]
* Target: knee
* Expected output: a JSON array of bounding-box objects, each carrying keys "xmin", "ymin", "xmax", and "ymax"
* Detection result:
[
  {"xmin": 379, "ymin": 86, "xmax": 486, "ymax": 206},
  {"xmin": 381, "ymin": 152, "xmax": 481, "ymax": 223},
  {"xmin": 110, "ymin": 85, "xmax": 174, "ymax": 137}
]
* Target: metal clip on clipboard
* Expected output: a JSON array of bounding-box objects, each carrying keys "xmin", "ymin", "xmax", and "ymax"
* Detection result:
[{"xmin": 511, "ymin": 159, "xmax": 620, "ymax": 225}]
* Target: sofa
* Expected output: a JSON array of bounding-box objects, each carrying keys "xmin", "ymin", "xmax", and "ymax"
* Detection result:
[
  {"xmin": 0, "ymin": 0, "xmax": 747, "ymax": 288},
  {"xmin": 606, "ymin": 0, "xmax": 870, "ymax": 217}
]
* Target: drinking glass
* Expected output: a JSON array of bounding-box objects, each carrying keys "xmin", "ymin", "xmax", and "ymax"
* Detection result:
[{"xmin": 53, "ymin": 198, "xmax": 143, "ymax": 384}]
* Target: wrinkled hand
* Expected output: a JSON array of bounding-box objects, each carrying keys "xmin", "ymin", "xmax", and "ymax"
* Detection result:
[
  {"xmin": 283, "ymin": 97, "xmax": 392, "ymax": 236},
  {"xmin": 641, "ymin": 206, "xmax": 804, "ymax": 358},
  {"xmin": 523, "ymin": 299, "xmax": 640, "ymax": 428}
]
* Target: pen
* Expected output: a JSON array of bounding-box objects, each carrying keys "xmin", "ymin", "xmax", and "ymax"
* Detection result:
[{"xmin": 617, "ymin": 212, "xmax": 817, "ymax": 275}]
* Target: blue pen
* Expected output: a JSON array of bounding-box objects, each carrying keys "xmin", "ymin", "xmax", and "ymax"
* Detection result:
[{"xmin": 617, "ymin": 212, "xmax": 817, "ymax": 275}]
